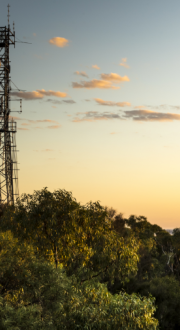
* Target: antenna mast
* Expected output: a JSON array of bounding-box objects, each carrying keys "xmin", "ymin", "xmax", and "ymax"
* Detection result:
[{"xmin": 0, "ymin": 5, "xmax": 19, "ymax": 204}]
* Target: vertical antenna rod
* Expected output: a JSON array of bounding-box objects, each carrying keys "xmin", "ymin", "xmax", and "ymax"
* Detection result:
[
  {"xmin": 0, "ymin": 5, "xmax": 19, "ymax": 204},
  {"xmin": 7, "ymin": 4, "xmax": 10, "ymax": 26}
]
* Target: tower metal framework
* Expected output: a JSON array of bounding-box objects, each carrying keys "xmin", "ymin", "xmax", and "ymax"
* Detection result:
[{"xmin": 0, "ymin": 7, "xmax": 19, "ymax": 205}]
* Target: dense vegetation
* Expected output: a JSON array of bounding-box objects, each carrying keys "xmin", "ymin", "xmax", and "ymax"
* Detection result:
[{"xmin": 0, "ymin": 188, "xmax": 179, "ymax": 329}]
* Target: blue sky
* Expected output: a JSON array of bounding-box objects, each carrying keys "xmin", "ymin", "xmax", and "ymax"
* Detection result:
[{"xmin": 1, "ymin": 0, "xmax": 180, "ymax": 227}]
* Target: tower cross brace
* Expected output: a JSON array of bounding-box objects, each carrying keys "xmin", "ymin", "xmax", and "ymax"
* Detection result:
[{"xmin": 0, "ymin": 7, "xmax": 19, "ymax": 205}]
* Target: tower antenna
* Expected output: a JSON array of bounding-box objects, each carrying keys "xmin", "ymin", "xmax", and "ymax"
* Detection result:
[
  {"xmin": 7, "ymin": 4, "xmax": 10, "ymax": 26},
  {"xmin": 0, "ymin": 7, "xmax": 21, "ymax": 204}
]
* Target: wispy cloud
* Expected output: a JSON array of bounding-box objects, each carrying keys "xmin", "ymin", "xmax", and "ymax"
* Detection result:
[
  {"xmin": 119, "ymin": 58, "xmax": 129, "ymax": 69},
  {"xmin": 92, "ymin": 65, "xmax": 100, "ymax": 70},
  {"xmin": 122, "ymin": 109, "xmax": 180, "ymax": 122},
  {"xmin": 74, "ymin": 71, "xmax": 88, "ymax": 78},
  {"xmin": 34, "ymin": 54, "xmax": 43, "ymax": 60},
  {"xmin": 28, "ymin": 119, "xmax": 58, "ymax": 124},
  {"xmin": 63, "ymin": 99, "xmax": 76, "ymax": 104},
  {"xmin": 72, "ymin": 79, "xmax": 119, "ymax": 89},
  {"xmin": 10, "ymin": 116, "xmax": 22, "ymax": 121},
  {"xmin": 47, "ymin": 125, "xmax": 61, "ymax": 129},
  {"xmin": 145, "ymin": 104, "xmax": 180, "ymax": 111},
  {"xmin": 100, "ymin": 73, "xmax": 129, "ymax": 83},
  {"xmin": 52, "ymin": 106, "xmax": 57, "ymax": 108},
  {"xmin": 33, "ymin": 33, "xmax": 36, "ymax": 37},
  {"xmin": 134, "ymin": 105, "xmax": 146, "ymax": 109},
  {"xmin": 18, "ymin": 127, "xmax": 29, "ymax": 131},
  {"xmin": 18, "ymin": 119, "xmax": 61, "ymax": 130},
  {"xmin": 170, "ymin": 105, "xmax": 180, "ymax": 111},
  {"xmin": 73, "ymin": 111, "xmax": 122, "ymax": 122},
  {"xmin": 48, "ymin": 37, "xmax": 69, "ymax": 48},
  {"xmin": 95, "ymin": 98, "xmax": 131, "ymax": 107},
  {"xmin": 11, "ymin": 91, "xmax": 43, "ymax": 100},
  {"xmin": 46, "ymin": 99, "xmax": 62, "ymax": 104},
  {"xmin": 11, "ymin": 117, "xmax": 61, "ymax": 129},
  {"xmin": 11, "ymin": 89, "xmax": 67, "ymax": 100},
  {"xmin": 34, "ymin": 149, "xmax": 53, "ymax": 152},
  {"xmin": 73, "ymin": 109, "xmax": 180, "ymax": 123},
  {"xmin": 29, "ymin": 89, "xmax": 67, "ymax": 98}
]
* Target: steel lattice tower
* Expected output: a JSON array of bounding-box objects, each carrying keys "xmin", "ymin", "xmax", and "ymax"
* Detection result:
[{"xmin": 0, "ymin": 6, "xmax": 19, "ymax": 204}]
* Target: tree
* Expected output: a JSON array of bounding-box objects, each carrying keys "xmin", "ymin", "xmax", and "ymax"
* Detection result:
[
  {"xmin": 66, "ymin": 280, "xmax": 158, "ymax": 330},
  {"xmin": 1, "ymin": 188, "xmax": 139, "ymax": 285},
  {"xmin": 141, "ymin": 276, "xmax": 180, "ymax": 330},
  {"xmin": 0, "ymin": 230, "xmax": 73, "ymax": 329},
  {"xmin": 0, "ymin": 190, "xmax": 160, "ymax": 329},
  {"xmin": 106, "ymin": 207, "xmax": 127, "ymax": 237},
  {"xmin": 0, "ymin": 230, "xmax": 158, "ymax": 330}
]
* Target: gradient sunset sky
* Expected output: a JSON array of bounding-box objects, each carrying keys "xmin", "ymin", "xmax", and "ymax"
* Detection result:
[{"xmin": 1, "ymin": 0, "xmax": 180, "ymax": 228}]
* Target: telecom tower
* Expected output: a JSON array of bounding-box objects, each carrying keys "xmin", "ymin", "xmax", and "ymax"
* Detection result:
[{"xmin": 0, "ymin": 5, "xmax": 20, "ymax": 204}]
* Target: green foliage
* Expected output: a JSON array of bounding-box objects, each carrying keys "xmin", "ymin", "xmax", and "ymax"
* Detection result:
[
  {"xmin": 149, "ymin": 276, "xmax": 180, "ymax": 330},
  {"xmin": 0, "ymin": 230, "xmax": 158, "ymax": 330},
  {"xmin": 1, "ymin": 188, "xmax": 139, "ymax": 284},
  {"xmin": 0, "ymin": 189, "xmax": 160, "ymax": 329},
  {"xmin": 110, "ymin": 212, "xmax": 180, "ymax": 330},
  {"xmin": 67, "ymin": 281, "xmax": 158, "ymax": 330},
  {"xmin": 0, "ymin": 231, "xmax": 73, "ymax": 328}
]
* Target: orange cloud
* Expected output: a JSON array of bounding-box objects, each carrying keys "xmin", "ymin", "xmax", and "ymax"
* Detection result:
[
  {"xmin": 123, "ymin": 110, "xmax": 180, "ymax": 122},
  {"xmin": 72, "ymin": 79, "xmax": 119, "ymax": 89},
  {"xmin": 10, "ymin": 116, "xmax": 22, "ymax": 121},
  {"xmin": 119, "ymin": 58, "xmax": 129, "ymax": 69},
  {"xmin": 74, "ymin": 71, "xmax": 88, "ymax": 78},
  {"xmin": 47, "ymin": 125, "xmax": 61, "ymax": 129},
  {"xmin": 28, "ymin": 119, "xmax": 58, "ymax": 124},
  {"xmin": 11, "ymin": 91, "xmax": 43, "ymax": 100},
  {"xmin": 48, "ymin": 37, "xmax": 69, "ymax": 48},
  {"xmin": 37, "ymin": 90, "xmax": 67, "ymax": 98},
  {"xmin": 95, "ymin": 98, "xmax": 131, "ymax": 107},
  {"xmin": 100, "ymin": 73, "xmax": 130, "ymax": 83},
  {"xmin": 11, "ymin": 89, "xmax": 67, "ymax": 100},
  {"xmin": 34, "ymin": 149, "xmax": 53, "ymax": 152},
  {"xmin": 92, "ymin": 65, "xmax": 100, "ymax": 70},
  {"xmin": 73, "ymin": 109, "xmax": 180, "ymax": 123},
  {"xmin": 134, "ymin": 105, "xmax": 146, "ymax": 109}
]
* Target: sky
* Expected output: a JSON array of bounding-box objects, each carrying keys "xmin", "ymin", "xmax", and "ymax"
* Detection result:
[{"xmin": 1, "ymin": 0, "xmax": 180, "ymax": 228}]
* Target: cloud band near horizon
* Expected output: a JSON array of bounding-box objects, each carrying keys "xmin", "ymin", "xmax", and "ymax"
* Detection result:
[
  {"xmin": 11, "ymin": 89, "xmax": 67, "ymax": 100},
  {"xmin": 95, "ymin": 98, "xmax": 131, "ymax": 107},
  {"xmin": 73, "ymin": 109, "xmax": 180, "ymax": 122}
]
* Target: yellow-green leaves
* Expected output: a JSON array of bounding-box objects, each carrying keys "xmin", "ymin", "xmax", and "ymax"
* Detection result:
[
  {"xmin": 0, "ymin": 190, "xmax": 160, "ymax": 329},
  {"xmin": 66, "ymin": 281, "xmax": 159, "ymax": 330},
  {"xmin": 1, "ymin": 189, "xmax": 139, "ymax": 284}
]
